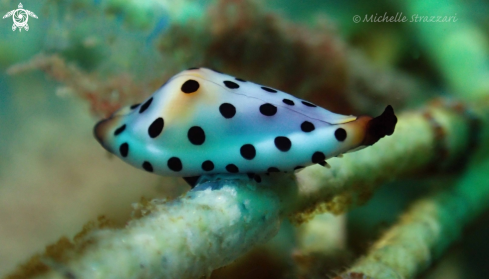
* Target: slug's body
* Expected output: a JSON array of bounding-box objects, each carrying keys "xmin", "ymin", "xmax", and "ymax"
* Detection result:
[{"xmin": 94, "ymin": 68, "xmax": 397, "ymax": 185}]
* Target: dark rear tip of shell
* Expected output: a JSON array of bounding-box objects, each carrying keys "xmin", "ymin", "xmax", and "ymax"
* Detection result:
[{"xmin": 363, "ymin": 105, "xmax": 398, "ymax": 146}]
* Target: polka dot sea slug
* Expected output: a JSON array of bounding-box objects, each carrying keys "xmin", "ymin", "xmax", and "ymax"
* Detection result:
[{"xmin": 94, "ymin": 68, "xmax": 397, "ymax": 186}]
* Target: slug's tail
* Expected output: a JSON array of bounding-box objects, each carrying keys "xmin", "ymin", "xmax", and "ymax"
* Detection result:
[
  {"xmin": 340, "ymin": 105, "xmax": 397, "ymax": 151},
  {"xmin": 361, "ymin": 105, "xmax": 397, "ymax": 146}
]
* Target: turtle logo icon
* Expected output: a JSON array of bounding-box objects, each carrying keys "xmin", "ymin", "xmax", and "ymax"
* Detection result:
[{"xmin": 3, "ymin": 3, "xmax": 38, "ymax": 32}]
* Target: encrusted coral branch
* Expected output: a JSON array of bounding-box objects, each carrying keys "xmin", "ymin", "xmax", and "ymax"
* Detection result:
[
  {"xmin": 7, "ymin": 54, "xmax": 146, "ymax": 118},
  {"xmin": 340, "ymin": 155, "xmax": 489, "ymax": 279},
  {"xmin": 7, "ymin": 99, "xmax": 488, "ymax": 279},
  {"xmin": 22, "ymin": 181, "xmax": 286, "ymax": 279}
]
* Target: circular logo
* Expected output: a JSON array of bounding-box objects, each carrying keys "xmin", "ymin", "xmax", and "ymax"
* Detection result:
[
  {"xmin": 3, "ymin": 3, "xmax": 38, "ymax": 32},
  {"xmin": 13, "ymin": 9, "xmax": 28, "ymax": 27}
]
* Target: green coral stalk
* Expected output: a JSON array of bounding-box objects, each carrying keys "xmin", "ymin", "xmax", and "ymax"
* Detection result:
[{"xmin": 344, "ymin": 156, "xmax": 489, "ymax": 279}]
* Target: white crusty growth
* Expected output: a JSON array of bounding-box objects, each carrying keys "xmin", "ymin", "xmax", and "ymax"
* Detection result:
[{"xmin": 94, "ymin": 68, "xmax": 397, "ymax": 182}]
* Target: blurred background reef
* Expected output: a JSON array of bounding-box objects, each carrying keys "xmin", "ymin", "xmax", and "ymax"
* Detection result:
[{"xmin": 1, "ymin": 0, "xmax": 489, "ymax": 278}]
